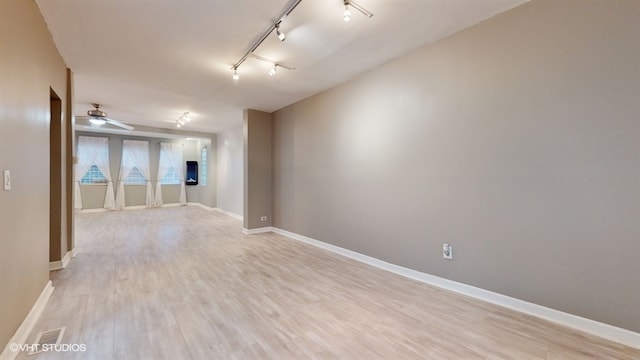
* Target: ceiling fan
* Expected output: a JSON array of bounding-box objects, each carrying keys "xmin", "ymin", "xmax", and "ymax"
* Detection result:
[{"xmin": 77, "ymin": 103, "xmax": 134, "ymax": 131}]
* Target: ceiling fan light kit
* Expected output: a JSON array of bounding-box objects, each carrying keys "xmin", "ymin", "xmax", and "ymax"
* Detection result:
[
  {"xmin": 230, "ymin": 0, "xmax": 373, "ymax": 80},
  {"xmin": 87, "ymin": 103, "xmax": 107, "ymax": 118},
  {"xmin": 78, "ymin": 103, "xmax": 135, "ymax": 131},
  {"xmin": 88, "ymin": 118, "xmax": 106, "ymax": 126}
]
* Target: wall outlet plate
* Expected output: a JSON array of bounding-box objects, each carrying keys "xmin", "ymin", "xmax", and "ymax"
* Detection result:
[
  {"xmin": 3, "ymin": 170, "xmax": 10, "ymax": 191},
  {"xmin": 443, "ymin": 244, "xmax": 453, "ymax": 260},
  {"xmin": 260, "ymin": 216, "xmax": 267, "ymax": 221}
]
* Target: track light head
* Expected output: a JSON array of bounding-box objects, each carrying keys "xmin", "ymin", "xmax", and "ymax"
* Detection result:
[
  {"xmin": 232, "ymin": 68, "xmax": 239, "ymax": 80},
  {"xmin": 275, "ymin": 23, "xmax": 286, "ymax": 41},
  {"xmin": 269, "ymin": 65, "xmax": 277, "ymax": 76},
  {"xmin": 343, "ymin": 5, "xmax": 351, "ymax": 21}
]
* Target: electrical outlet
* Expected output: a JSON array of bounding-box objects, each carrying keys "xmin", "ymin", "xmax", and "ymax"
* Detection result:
[
  {"xmin": 442, "ymin": 244, "xmax": 453, "ymax": 260},
  {"xmin": 260, "ymin": 216, "xmax": 267, "ymax": 221},
  {"xmin": 3, "ymin": 170, "xmax": 10, "ymax": 191}
]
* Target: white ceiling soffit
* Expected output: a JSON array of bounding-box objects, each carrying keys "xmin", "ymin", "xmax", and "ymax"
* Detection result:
[{"xmin": 36, "ymin": 0, "xmax": 528, "ymax": 133}]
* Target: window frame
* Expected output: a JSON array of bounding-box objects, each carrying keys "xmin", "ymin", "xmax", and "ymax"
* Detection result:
[
  {"xmin": 200, "ymin": 147, "xmax": 208, "ymax": 186},
  {"xmin": 79, "ymin": 164, "xmax": 109, "ymax": 185}
]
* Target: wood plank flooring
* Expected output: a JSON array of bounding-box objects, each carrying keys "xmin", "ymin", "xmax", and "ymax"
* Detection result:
[{"xmin": 16, "ymin": 206, "xmax": 640, "ymax": 359}]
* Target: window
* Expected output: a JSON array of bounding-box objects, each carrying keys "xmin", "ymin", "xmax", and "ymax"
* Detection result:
[
  {"xmin": 123, "ymin": 166, "xmax": 147, "ymax": 185},
  {"xmin": 75, "ymin": 136, "xmax": 115, "ymax": 209},
  {"xmin": 160, "ymin": 167, "xmax": 181, "ymax": 185},
  {"xmin": 200, "ymin": 147, "xmax": 208, "ymax": 186},
  {"xmin": 116, "ymin": 139, "xmax": 153, "ymax": 209},
  {"xmin": 154, "ymin": 142, "xmax": 186, "ymax": 207},
  {"xmin": 80, "ymin": 164, "xmax": 108, "ymax": 184}
]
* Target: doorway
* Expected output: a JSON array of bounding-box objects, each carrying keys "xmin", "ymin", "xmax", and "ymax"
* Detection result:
[{"xmin": 49, "ymin": 88, "xmax": 65, "ymax": 263}]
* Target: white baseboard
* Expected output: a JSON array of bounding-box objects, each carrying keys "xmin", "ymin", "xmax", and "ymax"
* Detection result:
[
  {"xmin": 79, "ymin": 208, "xmax": 108, "ymax": 214},
  {"xmin": 214, "ymin": 208, "xmax": 243, "ymax": 221},
  {"xmin": 124, "ymin": 205, "xmax": 148, "ymax": 210},
  {"xmin": 0, "ymin": 281, "xmax": 54, "ymax": 360},
  {"xmin": 82, "ymin": 203, "xmax": 217, "ymax": 212},
  {"xmin": 160, "ymin": 203, "xmax": 183, "ymax": 208},
  {"xmin": 242, "ymin": 227, "xmax": 271, "ymax": 235},
  {"xmin": 48, "ymin": 249, "xmax": 76, "ymax": 271},
  {"xmin": 270, "ymin": 227, "xmax": 640, "ymax": 349},
  {"xmin": 187, "ymin": 202, "xmax": 215, "ymax": 211}
]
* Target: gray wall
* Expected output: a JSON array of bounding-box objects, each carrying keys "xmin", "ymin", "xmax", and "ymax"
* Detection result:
[
  {"xmin": 0, "ymin": 0, "xmax": 69, "ymax": 348},
  {"xmin": 272, "ymin": 0, "xmax": 640, "ymax": 332},
  {"xmin": 216, "ymin": 125, "xmax": 243, "ymax": 217},
  {"xmin": 77, "ymin": 132, "xmax": 216, "ymax": 209},
  {"xmin": 186, "ymin": 137, "xmax": 217, "ymax": 208},
  {"xmin": 244, "ymin": 110, "xmax": 272, "ymax": 229}
]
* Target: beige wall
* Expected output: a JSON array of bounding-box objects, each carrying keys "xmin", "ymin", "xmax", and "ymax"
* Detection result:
[
  {"xmin": 217, "ymin": 125, "xmax": 243, "ymax": 217},
  {"xmin": 0, "ymin": 0, "xmax": 69, "ymax": 348},
  {"xmin": 273, "ymin": 0, "xmax": 640, "ymax": 332},
  {"xmin": 76, "ymin": 132, "xmax": 216, "ymax": 209},
  {"xmin": 244, "ymin": 110, "xmax": 272, "ymax": 229}
]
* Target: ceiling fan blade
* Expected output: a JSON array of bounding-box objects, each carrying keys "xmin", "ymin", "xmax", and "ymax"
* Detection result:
[{"xmin": 105, "ymin": 118, "xmax": 134, "ymax": 131}]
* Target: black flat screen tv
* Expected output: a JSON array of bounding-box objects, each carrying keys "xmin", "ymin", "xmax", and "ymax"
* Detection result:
[{"xmin": 186, "ymin": 161, "xmax": 198, "ymax": 185}]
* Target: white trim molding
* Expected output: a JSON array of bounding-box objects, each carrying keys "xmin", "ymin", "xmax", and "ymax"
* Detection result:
[
  {"xmin": 160, "ymin": 203, "xmax": 183, "ymax": 208},
  {"xmin": 124, "ymin": 205, "xmax": 148, "ymax": 211},
  {"xmin": 214, "ymin": 208, "xmax": 243, "ymax": 221},
  {"xmin": 48, "ymin": 249, "xmax": 75, "ymax": 271},
  {"xmin": 187, "ymin": 202, "xmax": 215, "ymax": 211},
  {"xmin": 242, "ymin": 227, "xmax": 271, "ymax": 235},
  {"xmin": 79, "ymin": 208, "xmax": 109, "ymax": 214},
  {"xmin": 0, "ymin": 281, "xmax": 54, "ymax": 360},
  {"xmin": 270, "ymin": 227, "xmax": 640, "ymax": 350}
]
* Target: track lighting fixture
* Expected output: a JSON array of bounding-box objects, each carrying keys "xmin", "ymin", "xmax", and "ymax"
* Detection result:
[
  {"xmin": 275, "ymin": 23, "xmax": 286, "ymax": 41},
  {"xmin": 230, "ymin": 0, "xmax": 302, "ymax": 80},
  {"xmin": 343, "ymin": 0, "xmax": 373, "ymax": 20},
  {"xmin": 176, "ymin": 112, "xmax": 191, "ymax": 128},
  {"xmin": 229, "ymin": 0, "xmax": 372, "ymax": 80}
]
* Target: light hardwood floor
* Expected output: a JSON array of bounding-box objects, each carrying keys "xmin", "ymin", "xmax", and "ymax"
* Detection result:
[{"xmin": 17, "ymin": 206, "xmax": 640, "ymax": 359}]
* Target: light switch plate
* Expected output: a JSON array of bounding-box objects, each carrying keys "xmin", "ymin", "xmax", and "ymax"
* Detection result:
[{"xmin": 3, "ymin": 170, "xmax": 10, "ymax": 191}]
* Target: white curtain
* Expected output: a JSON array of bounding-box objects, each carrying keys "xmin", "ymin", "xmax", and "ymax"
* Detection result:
[
  {"xmin": 114, "ymin": 139, "xmax": 154, "ymax": 210},
  {"xmin": 154, "ymin": 142, "xmax": 186, "ymax": 207},
  {"xmin": 74, "ymin": 136, "xmax": 115, "ymax": 209}
]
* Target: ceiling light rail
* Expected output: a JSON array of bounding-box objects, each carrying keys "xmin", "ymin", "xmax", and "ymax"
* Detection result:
[
  {"xmin": 230, "ymin": 0, "xmax": 373, "ymax": 80},
  {"xmin": 251, "ymin": 53, "xmax": 295, "ymax": 71},
  {"xmin": 176, "ymin": 112, "xmax": 191, "ymax": 128},
  {"xmin": 343, "ymin": 0, "xmax": 373, "ymax": 21},
  {"xmin": 230, "ymin": 0, "xmax": 303, "ymax": 80}
]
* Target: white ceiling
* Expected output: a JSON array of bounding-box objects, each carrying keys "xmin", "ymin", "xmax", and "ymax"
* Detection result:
[{"xmin": 36, "ymin": 0, "xmax": 527, "ymax": 134}]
